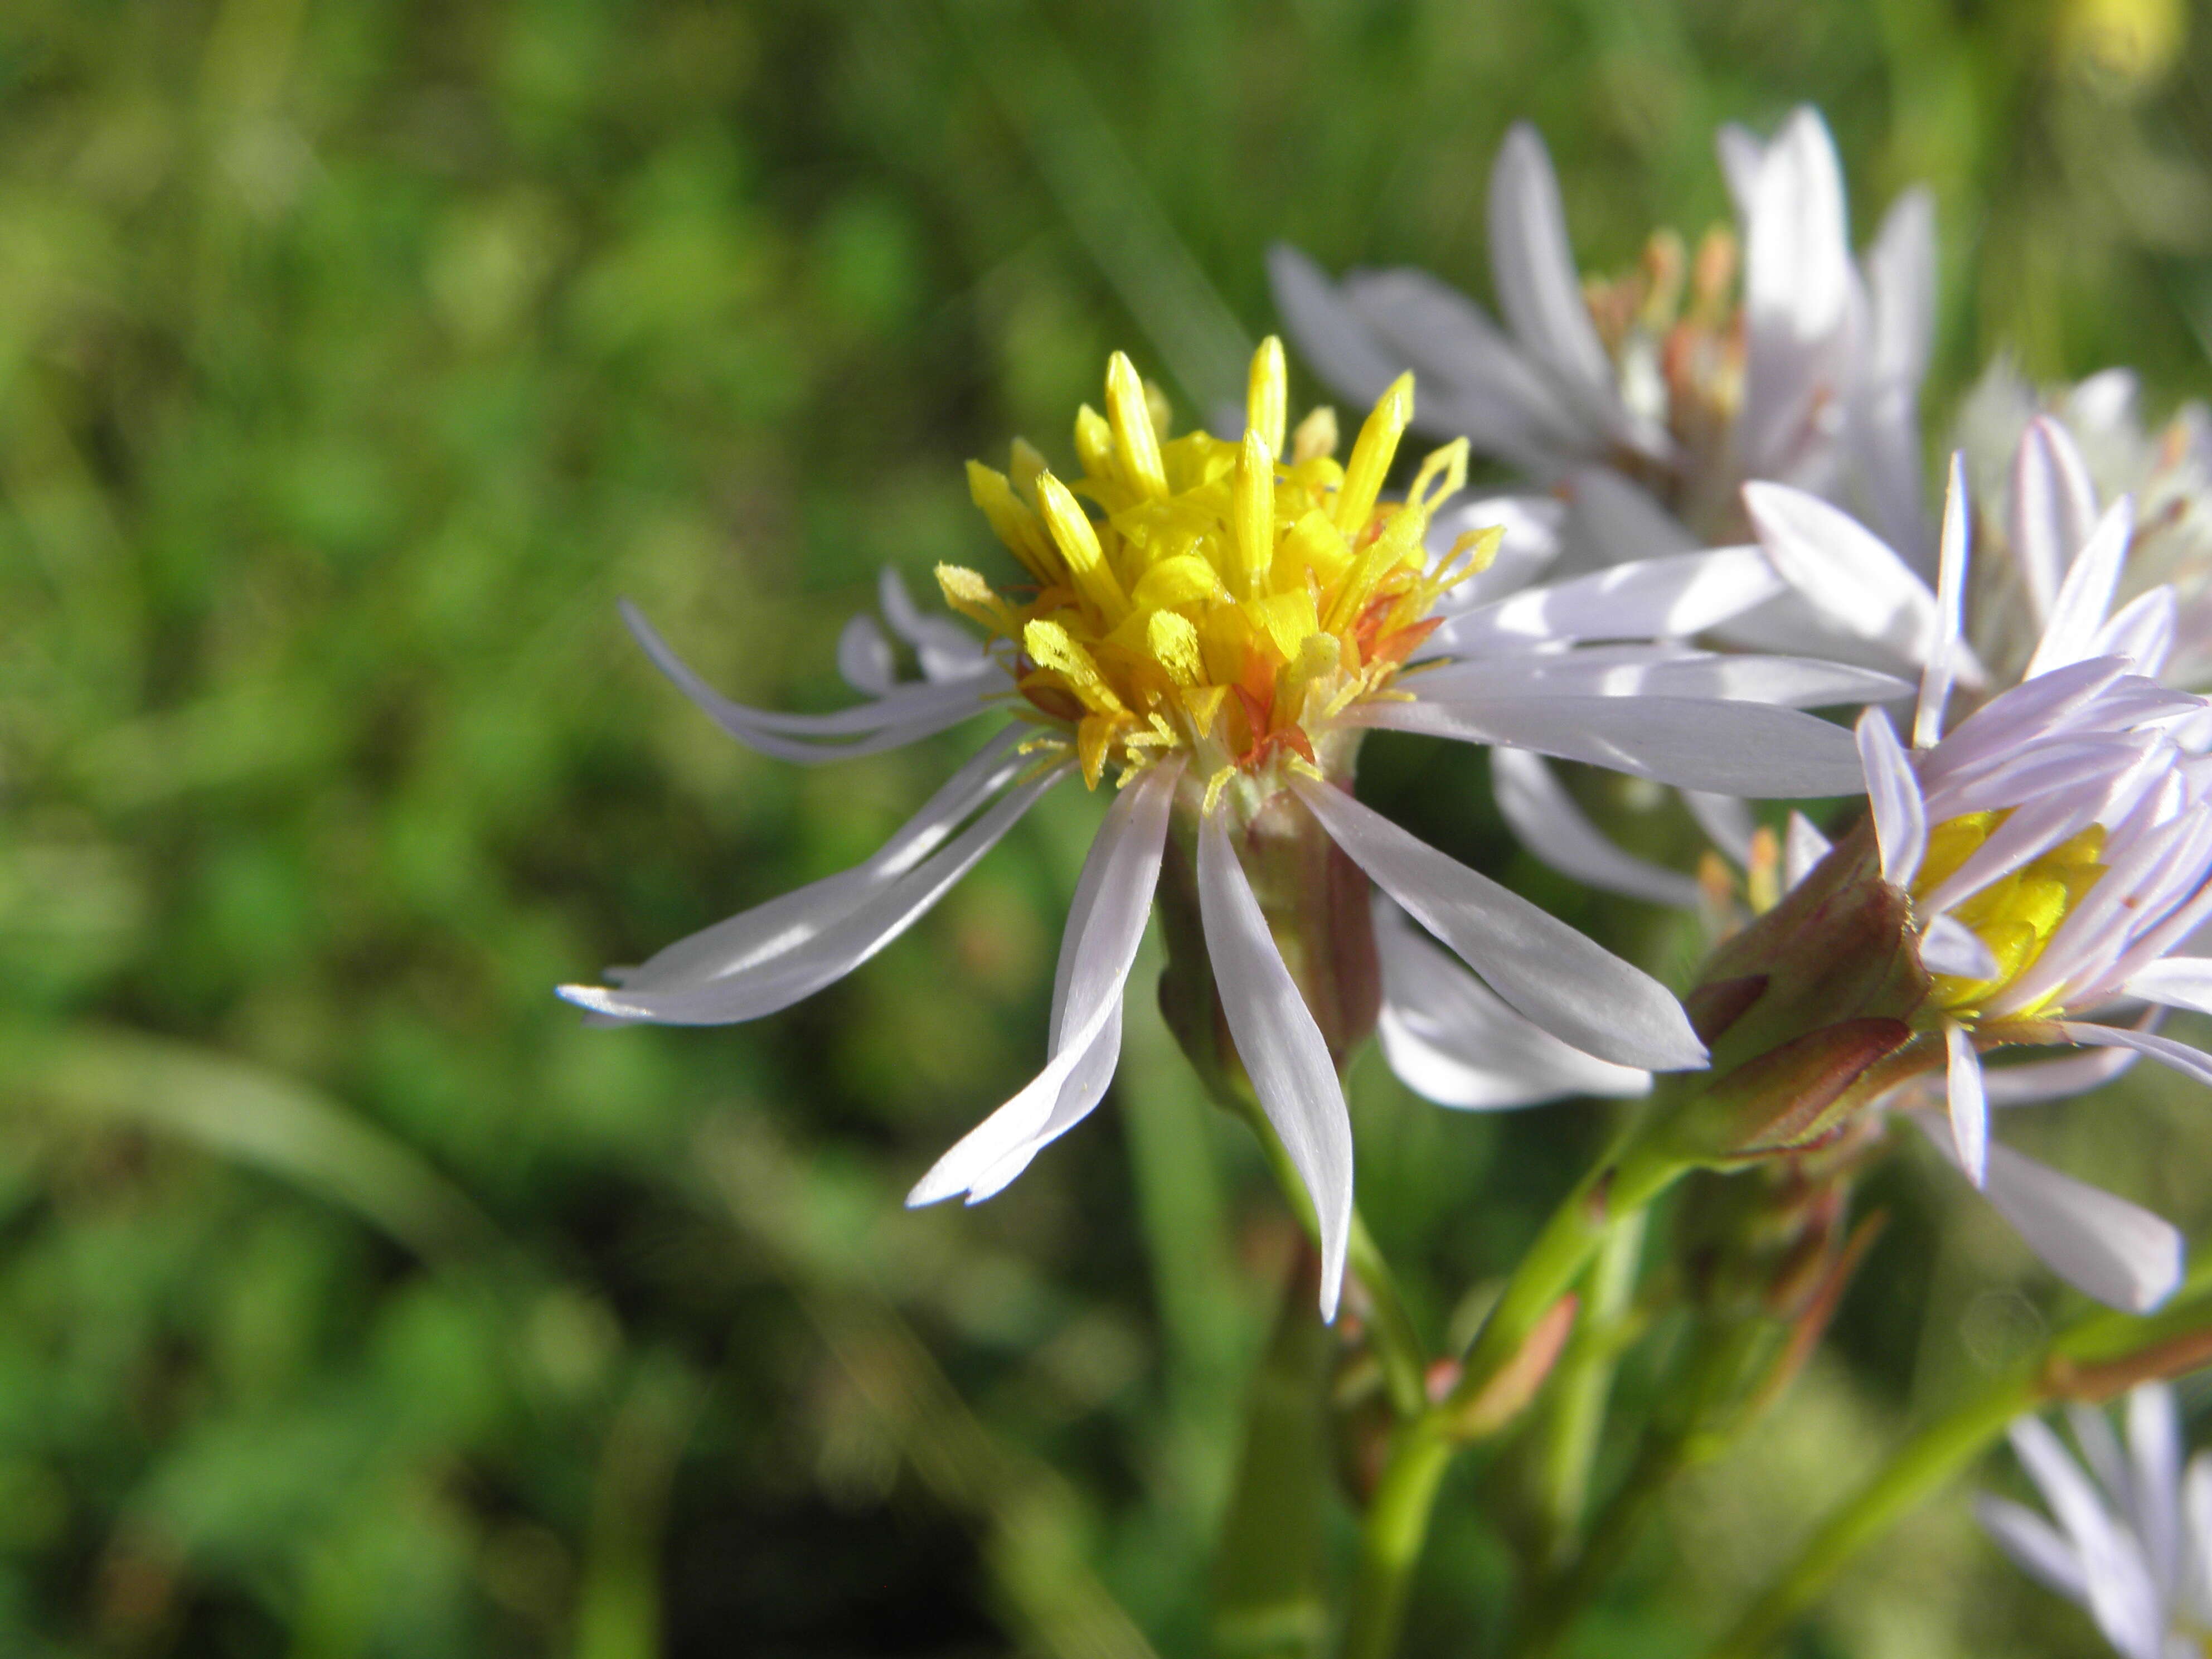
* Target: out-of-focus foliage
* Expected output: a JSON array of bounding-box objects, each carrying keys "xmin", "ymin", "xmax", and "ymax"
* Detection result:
[{"xmin": 2, "ymin": 0, "xmax": 2211, "ymax": 1654}]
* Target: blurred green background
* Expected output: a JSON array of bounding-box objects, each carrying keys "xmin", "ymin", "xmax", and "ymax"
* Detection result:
[{"xmin": 5, "ymin": 0, "xmax": 2212, "ymax": 1653}]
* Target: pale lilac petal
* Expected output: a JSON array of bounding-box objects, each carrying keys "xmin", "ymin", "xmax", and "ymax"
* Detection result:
[
  {"xmin": 2027, "ymin": 497, "xmax": 2136, "ymax": 680},
  {"xmin": 1981, "ymin": 1037, "xmax": 2144, "ymax": 1107},
  {"xmin": 1685, "ymin": 792, "xmax": 1758, "ymax": 864},
  {"xmin": 1364, "ymin": 692, "xmax": 1869, "ymax": 798},
  {"xmin": 1855, "ymin": 708, "xmax": 1927, "ymax": 885},
  {"xmin": 2012, "ymin": 415, "xmax": 2102, "ymax": 625},
  {"xmin": 2130, "ymin": 1386, "xmax": 2184, "ymax": 1599},
  {"xmin": 1946, "ymin": 1020, "xmax": 1989, "ymax": 1187},
  {"xmin": 2009, "ymin": 1417, "xmax": 2170, "ymax": 1659},
  {"xmin": 2095, "ymin": 588, "xmax": 2179, "ymax": 679},
  {"xmin": 1372, "ymin": 896, "xmax": 1651, "ymax": 1109},
  {"xmin": 1423, "ymin": 547, "xmax": 1787, "ymax": 656},
  {"xmin": 1490, "ymin": 748, "xmax": 1704, "ymax": 910},
  {"xmin": 1917, "ymin": 1114, "xmax": 2183, "ymax": 1312},
  {"xmin": 1414, "ymin": 648, "xmax": 1908, "ymax": 709},
  {"xmin": 1354, "ymin": 693, "xmax": 1869, "ymax": 797},
  {"xmin": 1745, "ymin": 482, "xmax": 1950, "ymax": 674},
  {"xmin": 2054, "ymin": 1022, "xmax": 2212, "ymax": 1090},
  {"xmin": 1561, "ymin": 465, "xmax": 1699, "ymax": 567},
  {"xmin": 561, "ymin": 763, "xmax": 1066, "ymax": 1024},
  {"xmin": 1976, "ymin": 1494, "xmax": 2092, "ymax": 1606},
  {"xmin": 1784, "ymin": 811, "xmax": 1833, "ymax": 889},
  {"xmin": 2183, "ymin": 1458, "xmax": 2212, "ymax": 1624},
  {"xmin": 1488, "ymin": 124, "xmax": 1640, "ymax": 446},
  {"xmin": 906, "ymin": 758, "xmax": 1181, "ymax": 1206},
  {"xmin": 1265, "ymin": 243, "xmax": 1404, "ymax": 412},
  {"xmin": 1197, "ymin": 808, "xmax": 1353, "ymax": 1320},
  {"xmin": 1855, "ymin": 188, "xmax": 1937, "ymax": 564},
  {"xmin": 1914, "ymin": 455, "xmax": 1970, "ymax": 748},
  {"xmin": 2124, "ymin": 957, "xmax": 2212, "ymax": 1016},
  {"xmin": 1921, "ymin": 915, "xmax": 2000, "ymax": 981},
  {"xmin": 1341, "ymin": 266, "xmax": 1592, "ymax": 464},
  {"xmin": 2069, "ymin": 1405, "xmax": 2134, "ymax": 1516},
  {"xmin": 1740, "ymin": 109, "xmax": 1854, "ymax": 481},
  {"xmin": 838, "ymin": 613, "xmax": 897, "ymax": 695},
  {"xmin": 621, "ymin": 599, "xmax": 998, "ymax": 761},
  {"xmin": 879, "ymin": 567, "xmax": 990, "ymax": 681},
  {"xmin": 1715, "ymin": 123, "xmax": 1765, "ymax": 220},
  {"xmin": 595, "ymin": 730, "xmax": 1029, "ymax": 994},
  {"xmin": 1292, "ymin": 777, "xmax": 1706, "ymax": 1070}
]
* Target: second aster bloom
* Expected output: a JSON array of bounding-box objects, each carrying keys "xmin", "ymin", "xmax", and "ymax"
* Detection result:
[
  {"xmin": 1980, "ymin": 1384, "xmax": 2212, "ymax": 1659},
  {"xmin": 562, "ymin": 342, "xmax": 1874, "ymax": 1315},
  {"xmin": 1269, "ymin": 106, "xmax": 1936, "ymax": 571}
]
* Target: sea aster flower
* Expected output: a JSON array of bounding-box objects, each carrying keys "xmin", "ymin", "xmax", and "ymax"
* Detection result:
[
  {"xmin": 1958, "ymin": 360, "xmax": 2212, "ymax": 687},
  {"xmin": 1269, "ymin": 106, "xmax": 1935, "ymax": 573},
  {"xmin": 561, "ymin": 342, "xmax": 1877, "ymax": 1314},
  {"xmin": 1980, "ymin": 1383, "xmax": 2212, "ymax": 1659}
]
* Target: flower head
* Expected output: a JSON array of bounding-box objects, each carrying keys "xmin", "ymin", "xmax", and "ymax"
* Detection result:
[
  {"xmin": 561, "ymin": 341, "xmax": 1880, "ymax": 1317},
  {"xmin": 943, "ymin": 341, "xmax": 1487, "ymax": 802},
  {"xmin": 1981, "ymin": 1383, "xmax": 2212, "ymax": 1659}
]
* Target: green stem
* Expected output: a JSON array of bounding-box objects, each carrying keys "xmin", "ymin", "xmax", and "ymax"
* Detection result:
[
  {"xmin": 1446, "ymin": 1126, "xmax": 1692, "ymax": 1423},
  {"xmin": 1340, "ymin": 1419, "xmax": 1454, "ymax": 1659},
  {"xmin": 1534, "ymin": 1209, "xmax": 1647, "ymax": 1559},
  {"xmin": 1515, "ymin": 1431, "xmax": 1691, "ymax": 1659},
  {"xmin": 1349, "ymin": 1209, "xmax": 1429, "ymax": 1421},
  {"xmin": 1704, "ymin": 1262, "xmax": 2212, "ymax": 1659}
]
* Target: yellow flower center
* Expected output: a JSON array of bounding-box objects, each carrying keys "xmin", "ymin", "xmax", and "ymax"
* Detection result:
[
  {"xmin": 1913, "ymin": 811, "xmax": 2108, "ymax": 1020},
  {"xmin": 940, "ymin": 340, "xmax": 1495, "ymax": 799}
]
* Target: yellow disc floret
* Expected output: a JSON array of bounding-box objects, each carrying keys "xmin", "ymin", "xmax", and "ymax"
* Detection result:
[
  {"xmin": 1913, "ymin": 811, "xmax": 2107, "ymax": 1019},
  {"xmin": 940, "ymin": 340, "xmax": 1497, "ymax": 795}
]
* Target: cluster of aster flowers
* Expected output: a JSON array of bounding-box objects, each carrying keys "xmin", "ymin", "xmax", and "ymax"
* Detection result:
[{"xmin": 563, "ymin": 99, "xmax": 2212, "ymax": 1656}]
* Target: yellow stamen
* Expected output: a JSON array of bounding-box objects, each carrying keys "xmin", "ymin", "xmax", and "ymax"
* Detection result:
[
  {"xmin": 1105, "ymin": 351, "xmax": 1169, "ymax": 499},
  {"xmin": 1023, "ymin": 618, "xmax": 1125, "ymax": 714},
  {"xmin": 1291, "ymin": 405, "xmax": 1338, "ymax": 465},
  {"xmin": 1247, "ymin": 335, "xmax": 1287, "ymax": 457},
  {"xmin": 966, "ymin": 462, "xmax": 1058, "ymax": 584},
  {"xmin": 1232, "ymin": 430, "xmax": 1276, "ymax": 601},
  {"xmin": 1035, "ymin": 472, "xmax": 1130, "ymax": 619},
  {"xmin": 1916, "ymin": 814, "xmax": 2108, "ymax": 1018},
  {"xmin": 1334, "ymin": 372, "xmax": 1413, "ymax": 535}
]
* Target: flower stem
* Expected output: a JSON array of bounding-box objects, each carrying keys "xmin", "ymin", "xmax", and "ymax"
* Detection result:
[
  {"xmin": 1349, "ymin": 1208, "xmax": 1429, "ymax": 1420},
  {"xmin": 1534, "ymin": 1208, "xmax": 1648, "ymax": 1559},
  {"xmin": 1704, "ymin": 1261, "xmax": 2212, "ymax": 1659},
  {"xmin": 1339, "ymin": 1418, "xmax": 1454, "ymax": 1659}
]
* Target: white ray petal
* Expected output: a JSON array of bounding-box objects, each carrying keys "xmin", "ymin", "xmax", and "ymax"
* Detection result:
[
  {"xmin": 1372, "ymin": 896, "xmax": 1651, "ymax": 1108},
  {"xmin": 1745, "ymin": 482, "xmax": 1948, "ymax": 673},
  {"xmin": 1976, "ymin": 1495, "xmax": 2092, "ymax": 1605},
  {"xmin": 2009, "ymin": 1417, "xmax": 2170, "ymax": 1659},
  {"xmin": 1490, "ymin": 748, "xmax": 1704, "ymax": 909},
  {"xmin": 2124, "ymin": 957, "xmax": 2212, "ymax": 1016},
  {"xmin": 1918, "ymin": 1114, "xmax": 2182, "ymax": 1313},
  {"xmin": 1857, "ymin": 190, "xmax": 1937, "ymax": 570},
  {"xmin": 1413, "ymin": 649, "xmax": 1908, "ymax": 709},
  {"xmin": 2054, "ymin": 1022, "xmax": 2212, "ymax": 1090},
  {"xmin": 905, "ymin": 758, "xmax": 1180, "ymax": 1207},
  {"xmin": 2012, "ymin": 415, "xmax": 2102, "ymax": 625},
  {"xmin": 2027, "ymin": 497, "xmax": 2136, "ymax": 680},
  {"xmin": 1921, "ymin": 915, "xmax": 2000, "ymax": 981},
  {"xmin": 1293, "ymin": 777, "xmax": 1706, "ymax": 1070},
  {"xmin": 1427, "ymin": 548, "xmax": 1786, "ymax": 654},
  {"xmin": 879, "ymin": 567, "xmax": 989, "ymax": 680},
  {"xmin": 561, "ymin": 766, "xmax": 1065, "ymax": 1024},
  {"xmin": 621, "ymin": 599, "xmax": 997, "ymax": 761},
  {"xmin": 1196, "ymin": 808, "xmax": 1353, "ymax": 1320},
  {"xmin": 599, "ymin": 731, "xmax": 1029, "ymax": 993},
  {"xmin": 1784, "ymin": 811, "xmax": 1833, "ymax": 889},
  {"xmin": 1684, "ymin": 791, "xmax": 1758, "ymax": 864},
  {"xmin": 1560, "ymin": 465, "xmax": 1699, "ymax": 567},
  {"xmin": 1917, "ymin": 657, "xmax": 2130, "ymax": 789},
  {"xmin": 1354, "ymin": 695, "xmax": 1868, "ymax": 798},
  {"xmin": 1264, "ymin": 243, "xmax": 1404, "ymax": 413},
  {"xmin": 1914, "ymin": 454, "xmax": 1970, "ymax": 747},
  {"xmin": 1740, "ymin": 109, "xmax": 1854, "ymax": 479},
  {"xmin": 1946, "ymin": 1020, "xmax": 1989, "ymax": 1187},
  {"xmin": 1855, "ymin": 708, "xmax": 1926, "ymax": 885},
  {"xmin": 1981, "ymin": 1037, "xmax": 2144, "ymax": 1107},
  {"xmin": 838, "ymin": 613, "xmax": 897, "ymax": 694},
  {"xmin": 2130, "ymin": 1385, "xmax": 2184, "ymax": 1599},
  {"xmin": 2095, "ymin": 588, "xmax": 2179, "ymax": 679},
  {"xmin": 1487, "ymin": 124, "xmax": 1638, "ymax": 446}
]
